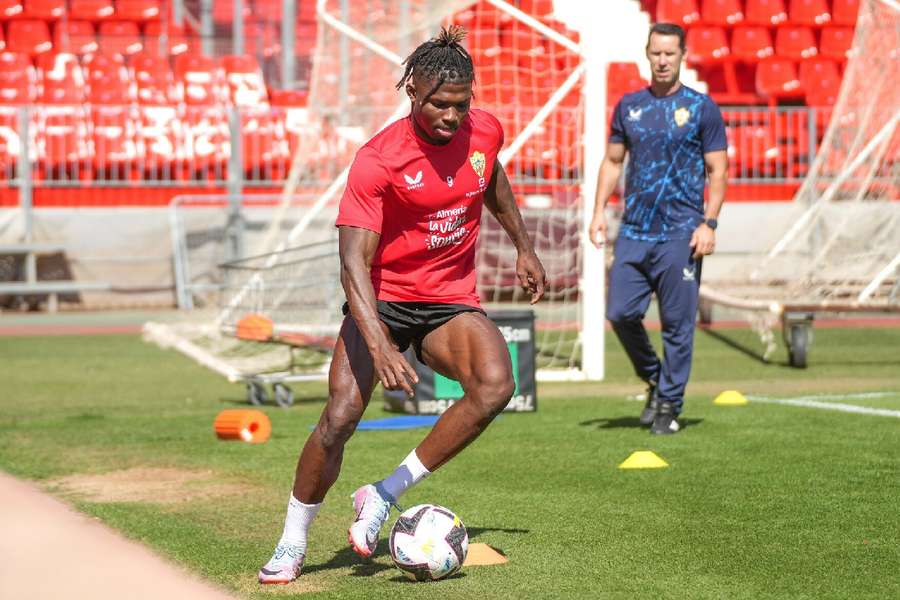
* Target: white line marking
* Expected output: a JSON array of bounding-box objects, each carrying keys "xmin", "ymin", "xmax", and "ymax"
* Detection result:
[{"xmin": 747, "ymin": 393, "xmax": 900, "ymax": 418}]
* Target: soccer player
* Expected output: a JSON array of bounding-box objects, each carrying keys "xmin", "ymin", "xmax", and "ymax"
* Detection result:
[
  {"xmin": 258, "ymin": 26, "xmax": 547, "ymax": 584},
  {"xmin": 588, "ymin": 23, "xmax": 728, "ymax": 435}
]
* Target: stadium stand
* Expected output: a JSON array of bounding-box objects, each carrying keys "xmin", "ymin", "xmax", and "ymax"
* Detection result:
[{"xmin": 0, "ymin": 0, "xmax": 861, "ymax": 202}]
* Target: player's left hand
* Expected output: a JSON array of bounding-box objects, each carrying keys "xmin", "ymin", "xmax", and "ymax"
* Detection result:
[
  {"xmin": 690, "ymin": 223, "xmax": 716, "ymax": 259},
  {"xmin": 517, "ymin": 251, "xmax": 547, "ymax": 304}
]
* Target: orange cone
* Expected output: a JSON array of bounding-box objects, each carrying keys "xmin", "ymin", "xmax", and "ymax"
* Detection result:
[{"xmin": 213, "ymin": 409, "xmax": 271, "ymax": 443}]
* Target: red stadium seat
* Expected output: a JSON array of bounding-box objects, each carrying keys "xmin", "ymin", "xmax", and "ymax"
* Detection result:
[
  {"xmin": 820, "ymin": 27, "xmax": 854, "ymax": 62},
  {"xmin": 731, "ymin": 26, "xmax": 774, "ymax": 62},
  {"xmin": 98, "ymin": 21, "xmax": 143, "ymax": 55},
  {"xmin": 7, "ymin": 20, "xmax": 53, "ymax": 56},
  {"xmin": 745, "ymin": 0, "xmax": 788, "ymax": 25},
  {"xmin": 0, "ymin": 0, "xmax": 23, "ymax": 18},
  {"xmin": 0, "ymin": 106, "xmax": 20, "ymax": 175},
  {"xmin": 775, "ymin": 26, "xmax": 817, "ymax": 59},
  {"xmin": 84, "ymin": 52, "xmax": 132, "ymax": 104},
  {"xmin": 240, "ymin": 109, "xmax": 289, "ymax": 180},
  {"xmin": 245, "ymin": 21, "xmax": 280, "ymax": 58},
  {"xmin": 686, "ymin": 26, "xmax": 729, "ymax": 64},
  {"xmin": 607, "ymin": 62, "xmax": 647, "ymax": 105},
  {"xmin": 656, "ymin": 0, "xmax": 701, "ymax": 26},
  {"xmin": 0, "ymin": 25, "xmax": 4, "ymax": 52},
  {"xmin": 70, "ymin": 0, "xmax": 115, "ymax": 21},
  {"xmin": 518, "ymin": 0, "xmax": 554, "ymax": 19},
  {"xmin": 131, "ymin": 51, "xmax": 175, "ymax": 103},
  {"xmin": 183, "ymin": 106, "xmax": 229, "ymax": 180},
  {"xmin": 115, "ymin": 0, "xmax": 161, "ymax": 22},
  {"xmin": 143, "ymin": 22, "xmax": 191, "ymax": 56},
  {"xmin": 295, "ymin": 21, "xmax": 316, "ymax": 56},
  {"xmin": 701, "ymin": 0, "xmax": 743, "ymax": 26},
  {"xmin": 137, "ymin": 105, "xmax": 182, "ymax": 178},
  {"xmin": 53, "ymin": 21, "xmax": 98, "ymax": 55},
  {"xmin": 37, "ymin": 52, "xmax": 85, "ymax": 103},
  {"xmin": 91, "ymin": 105, "xmax": 138, "ymax": 178},
  {"xmin": 36, "ymin": 106, "xmax": 90, "ymax": 179},
  {"xmin": 831, "ymin": 0, "xmax": 859, "ymax": 26},
  {"xmin": 25, "ymin": 0, "xmax": 65, "ymax": 19},
  {"xmin": 174, "ymin": 54, "xmax": 224, "ymax": 105},
  {"xmin": 755, "ymin": 57, "xmax": 803, "ymax": 102},
  {"xmin": 468, "ymin": 28, "xmax": 502, "ymax": 61},
  {"xmin": 269, "ymin": 89, "xmax": 308, "ymax": 107},
  {"xmin": 788, "ymin": 0, "xmax": 830, "ymax": 26},
  {"xmin": 254, "ymin": 0, "xmax": 284, "ymax": 21},
  {"xmin": 221, "ymin": 54, "xmax": 268, "ymax": 107},
  {"xmin": 213, "ymin": 1, "xmax": 250, "ymax": 23},
  {"xmin": 728, "ymin": 124, "xmax": 780, "ymax": 177},
  {"xmin": 799, "ymin": 58, "xmax": 841, "ymax": 106},
  {"xmin": 0, "ymin": 51, "xmax": 36, "ymax": 103}
]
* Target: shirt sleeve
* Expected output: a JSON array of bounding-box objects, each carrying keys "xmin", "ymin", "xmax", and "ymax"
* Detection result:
[
  {"xmin": 335, "ymin": 146, "xmax": 389, "ymax": 234},
  {"xmin": 608, "ymin": 100, "xmax": 626, "ymax": 144},
  {"xmin": 700, "ymin": 98, "xmax": 728, "ymax": 153}
]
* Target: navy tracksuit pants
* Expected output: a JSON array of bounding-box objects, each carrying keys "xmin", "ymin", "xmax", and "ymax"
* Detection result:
[{"xmin": 606, "ymin": 237, "xmax": 701, "ymax": 415}]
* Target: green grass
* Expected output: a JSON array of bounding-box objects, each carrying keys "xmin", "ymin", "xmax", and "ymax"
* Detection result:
[{"xmin": 1, "ymin": 327, "xmax": 899, "ymax": 599}]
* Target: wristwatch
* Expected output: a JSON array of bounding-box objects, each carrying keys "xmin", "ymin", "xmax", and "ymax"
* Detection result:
[{"xmin": 702, "ymin": 218, "xmax": 718, "ymax": 230}]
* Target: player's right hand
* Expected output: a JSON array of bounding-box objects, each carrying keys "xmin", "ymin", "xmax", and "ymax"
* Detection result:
[
  {"xmin": 589, "ymin": 212, "xmax": 608, "ymax": 249},
  {"xmin": 372, "ymin": 346, "xmax": 418, "ymax": 398}
]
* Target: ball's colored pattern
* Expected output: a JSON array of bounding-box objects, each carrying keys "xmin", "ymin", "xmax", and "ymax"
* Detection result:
[{"xmin": 389, "ymin": 504, "xmax": 468, "ymax": 581}]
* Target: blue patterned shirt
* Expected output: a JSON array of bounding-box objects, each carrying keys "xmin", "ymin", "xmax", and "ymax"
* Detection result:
[{"xmin": 610, "ymin": 85, "xmax": 727, "ymax": 242}]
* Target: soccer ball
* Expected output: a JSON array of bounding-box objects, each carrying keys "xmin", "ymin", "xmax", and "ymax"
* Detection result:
[{"xmin": 389, "ymin": 504, "xmax": 468, "ymax": 581}]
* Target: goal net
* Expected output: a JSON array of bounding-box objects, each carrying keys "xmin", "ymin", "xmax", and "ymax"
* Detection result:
[
  {"xmin": 146, "ymin": 0, "xmax": 593, "ymax": 383},
  {"xmin": 701, "ymin": 0, "xmax": 900, "ymax": 358}
]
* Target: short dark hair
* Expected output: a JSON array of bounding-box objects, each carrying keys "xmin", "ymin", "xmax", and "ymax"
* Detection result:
[{"xmin": 647, "ymin": 22, "xmax": 686, "ymax": 52}]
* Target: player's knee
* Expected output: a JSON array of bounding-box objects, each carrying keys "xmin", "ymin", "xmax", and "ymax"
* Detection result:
[
  {"xmin": 317, "ymin": 403, "xmax": 362, "ymax": 448},
  {"xmin": 606, "ymin": 305, "xmax": 637, "ymax": 325},
  {"xmin": 469, "ymin": 368, "xmax": 515, "ymax": 417}
]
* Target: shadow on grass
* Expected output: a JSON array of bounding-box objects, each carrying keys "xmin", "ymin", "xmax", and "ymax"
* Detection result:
[
  {"xmin": 699, "ymin": 326, "xmax": 779, "ymax": 365},
  {"xmin": 388, "ymin": 571, "xmax": 467, "ymax": 583},
  {"xmin": 580, "ymin": 416, "xmax": 704, "ymax": 430},
  {"xmin": 467, "ymin": 526, "xmax": 530, "ymax": 538}
]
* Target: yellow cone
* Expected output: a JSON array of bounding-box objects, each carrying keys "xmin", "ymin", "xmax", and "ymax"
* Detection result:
[
  {"xmin": 618, "ymin": 451, "xmax": 668, "ymax": 469},
  {"xmin": 463, "ymin": 543, "xmax": 508, "ymax": 566},
  {"xmin": 714, "ymin": 390, "xmax": 748, "ymax": 406}
]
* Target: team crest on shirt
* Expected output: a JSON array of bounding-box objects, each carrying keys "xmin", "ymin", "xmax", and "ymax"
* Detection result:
[
  {"xmin": 674, "ymin": 107, "xmax": 691, "ymax": 127},
  {"xmin": 469, "ymin": 151, "xmax": 486, "ymax": 178}
]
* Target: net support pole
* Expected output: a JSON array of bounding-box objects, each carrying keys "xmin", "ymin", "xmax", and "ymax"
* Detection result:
[{"xmin": 573, "ymin": 8, "xmax": 614, "ymax": 380}]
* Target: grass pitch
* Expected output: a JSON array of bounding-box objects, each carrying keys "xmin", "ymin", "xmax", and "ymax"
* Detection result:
[{"xmin": 1, "ymin": 326, "xmax": 898, "ymax": 599}]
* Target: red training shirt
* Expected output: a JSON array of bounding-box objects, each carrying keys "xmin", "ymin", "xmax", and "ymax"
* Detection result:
[{"xmin": 336, "ymin": 108, "xmax": 505, "ymax": 308}]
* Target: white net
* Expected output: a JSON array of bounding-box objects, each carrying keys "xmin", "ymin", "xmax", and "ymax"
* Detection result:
[
  {"xmin": 147, "ymin": 0, "xmax": 591, "ymax": 382},
  {"xmin": 702, "ymin": 0, "xmax": 900, "ymax": 356}
]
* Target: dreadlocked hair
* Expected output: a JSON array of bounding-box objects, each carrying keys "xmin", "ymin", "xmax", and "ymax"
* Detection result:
[{"xmin": 395, "ymin": 25, "xmax": 475, "ymax": 90}]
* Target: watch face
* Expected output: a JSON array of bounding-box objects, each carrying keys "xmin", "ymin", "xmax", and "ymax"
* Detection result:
[{"xmin": 706, "ymin": 219, "xmax": 718, "ymax": 230}]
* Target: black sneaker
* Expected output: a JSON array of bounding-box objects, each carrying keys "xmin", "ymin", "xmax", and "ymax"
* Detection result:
[
  {"xmin": 650, "ymin": 401, "xmax": 681, "ymax": 435},
  {"xmin": 638, "ymin": 381, "xmax": 659, "ymax": 426}
]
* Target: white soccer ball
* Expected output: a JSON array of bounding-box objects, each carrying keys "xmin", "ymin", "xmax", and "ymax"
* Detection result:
[{"xmin": 389, "ymin": 504, "xmax": 468, "ymax": 581}]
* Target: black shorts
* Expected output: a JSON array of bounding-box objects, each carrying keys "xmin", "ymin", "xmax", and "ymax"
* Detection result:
[{"xmin": 342, "ymin": 301, "xmax": 485, "ymax": 362}]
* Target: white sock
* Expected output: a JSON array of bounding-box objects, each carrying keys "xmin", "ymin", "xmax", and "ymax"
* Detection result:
[
  {"xmin": 378, "ymin": 449, "xmax": 431, "ymax": 502},
  {"xmin": 278, "ymin": 495, "xmax": 321, "ymax": 553}
]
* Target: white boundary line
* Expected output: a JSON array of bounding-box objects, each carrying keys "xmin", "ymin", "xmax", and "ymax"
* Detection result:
[{"xmin": 747, "ymin": 392, "xmax": 900, "ymax": 418}]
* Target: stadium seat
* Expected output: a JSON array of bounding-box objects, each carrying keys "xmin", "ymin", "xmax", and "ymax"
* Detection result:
[
  {"xmin": 53, "ymin": 20, "xmax": 98, "ymax": 55},
  {"xmin": 501, "ymin": 22, "xmax": 548, "ymax": 59},
  {"xmin": 174, "ymin": 54, "xmax": 224, "ymax": 105},
  {"xmin": 775, "ymin": 26, "xmax": 817, "ymax": 59},
  {"xmin": 83, "ymin": 52, "xmax": 132, "ymax": 104},
  {"xmin": 755, "ymin": 57, "xmax": 803, "ymax": 102},
  {"xmin": 183, "ymin": 106, "xmax": 229, "ymax": 180},
  {"xmin": 213, "ymin": 1, "xmax": 250, "ymax": 23},
  {"xmin": 7, "ymin": 20, "xmax": 52, "ymax": 56},
  {"xmin": 799, "ymin": 58, "xmax": 841, "ymax": 106},
  {"xmin": 245, "ymin": 21, "xmax": 280, "ymax": 58},
  {"xmin": 90, "ymin": 105, "xmax": 138, "ymax": 179},
  {"xmin": 0, "ymin": 25, "xmax": 4, "ymax": 52},
  {"xmin": 745, "ymin": 0, "xmax": 788, "ymax": 25},
  {"xmin": 686, "ymin": 26, "xmax": 729, "ymax": 64},
  {"xmin": 137, "ymin": 105, "xmax": 182, "ymax": 178},
  {"xmin": 70, "ymin": 0, "xmax": 115, "ymax": 21},
  {"xmin": 269, "ymin": 88, "xmax": 308, "ymax": 107},
  {"xmin": 731, "ymin": 26, "xmax": 774, "ymax": 62},
  {"xmin": 221, "ymin": 54, "xmax": 268, "ymax": 107},
  {"xmin": 143, "ymin": 22, "xmax": 191, "ymax": 56},
  {"xmin": 831, "ymin": 0, "xmax": 859, "ymax": 26},
  {"xmin": 607, "ymin": 62, "xmax": 647, "ymax": 105},
  {"xmin": 240, "ymin": 109, "xmax": 289, "ymax": 181},
  {"xmin": 25, "ymin": 0, "xmax": 65, "ymax": 19},
  {"xmin": 0, "ymin": 0, "xmax": 23, "ymax": 18},
  {"xmin": 295, "ymin": 21, "xmax": 317, "ymax": 56},
  {"xmin": 656, "ymin": 0, "xmax": 701, "ymax": 26},
  {"xmin": 0, "ymin": 51, "xmax": 36, "ymax": 103},
  {"xmin": 518, "ymin": 0, "xmax": 555, "ymax": 19},
  {"xmin": 727, "ymin": 124, "xmax": 780, "ymax": 177},
  {"xmin": 36, "ymin": 106, "xmax": 90, "ymax": 179},
  {"xmin": 0, "ymin": 106, "xmax": 20, "ymax": 176},
  {"xmin": 788, "ymin": 0, "xmax": 830, "ymax": 26},
  {"xmin": 131, "ymin": 51, "xmax": 175, "ymax": 103},
  {"xmin": 98, "ymin": 21, "xmax": 143, "ymax": 55},
  {"xmin": 820, "ymin": 26, "xmax": 854, "ymax": 62},
  {"xmin": 253, "ymin": 0, "xmax": 284, "ymax": 21},
  {"xmin": 701, "ymin": 0, "xmax": 744, "ymax": 26},
  {"xmin": 36, "ymin": 52, "xmax": 85, "ymax": 103},
  {"xmin": 468, "ymin": 28, "xmax": 502, "ymax": 61},
  {"xmin": 115, "ymin": 0, "xmax": 161, "ymax": 22}
]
